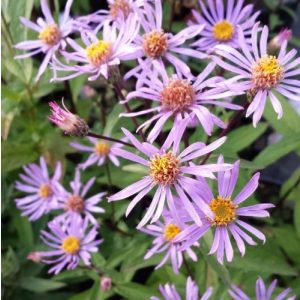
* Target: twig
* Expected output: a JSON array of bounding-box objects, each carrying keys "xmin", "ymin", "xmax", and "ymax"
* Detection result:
[{"xmin": 87, "ymin": 131, "xmax": 134, "ymax": 148}]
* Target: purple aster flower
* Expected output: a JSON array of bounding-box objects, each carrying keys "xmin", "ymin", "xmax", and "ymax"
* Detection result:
[
  {"xmin": 124, "ymin": 0, "xmax": 207, "ymax": 83},
  {"xmin": 229, "ymin": 277, "xmax": 296, "ymax": 300},
  {"xmin": 213, "ymin": 23, "xmax": 300, "ymax": 126},
  {"xmin": 151, "ymin": 277, "xmax": 213, "ymax": 300},
  {"xmin": 48, "ymin": 101, "xmax": 89, "ymax": 137},
  {"xmin": 108, "ymin": 126, "xmax": 231, "ymax": 228},
  {"xmin": 40, "ymin": 215, "xmax": 102, "ymax": 274},
  {"xmin": 55, "ymin": 169, "xmax": 105, "ymax": 226},
  {"xmin": 121, "ymin": 61, "xmax": 242, "ymax": 142},
  {"xmin": 77, "ymin": 0, "xmax": 144, "ymax": 28},
  {"xmin": 14, "ymin": 0, "xmax": 75, "ymax": 81},
  {"xmin": 51, "ymin": 15, "xmax": 140, "ymax": 81},
  {"xmin": 70, "ymin": 135, "xmax": 125, "ymax": 169},
  {"xmin": 189, "ymin": 0, "xmax": 259, "ymax": 52},
  {"xmin": 175, "ymin": 156, "xmax": 274, "ymax": 264},
  {"xmin": 15, "ymin": 156, "xmax": 63, "ymax": 221},
  {"xmin": 140, "ymin": 203, "xmax": 198, "ymax": 273}
]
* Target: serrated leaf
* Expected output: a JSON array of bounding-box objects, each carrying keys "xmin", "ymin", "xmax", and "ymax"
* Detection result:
[{"xmin": 253, "ymin": 135, "xmax": 300, "ymax": 168}]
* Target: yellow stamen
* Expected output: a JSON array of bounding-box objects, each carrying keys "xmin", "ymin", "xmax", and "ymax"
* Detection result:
[
  {"xmin": 86, "ymin": 40, "xmax": 112, "ymax": 67},
  {"xmin": 252, "ymin": 55, "xmax": 283, "ymax": 89},
  {"xmin": 213, "ymin": 20, "xmax": 235, "ymax": 42},
  {"xmin": 38, "ymin": 184, "xmax": 53, "ymax": 198},
  {"xmin": 164, "ymin": 223, "xmax": 181, "ymax": 241},
  {"xmin": 66, "ymin": 195, "xmax": 84, "ymax": 213},
  {"xmin": 161, "ymin": 79, "xmax": 195, "ymax": 112},
  {"xmin": 109, "ymin": 0, "xmax": 132, "ymax": 18},
  {"xmin": 149, "ymin": 152, "xmax": 179, "ymax": 185},
  {"xmin": 62, "ymin": 236, "xmax": 81, "ymax": 254},
  {"xmin": 39, "ymin": 24, "xmax": 61, "ymax": 45},
  {"xmin": 209, "ymin": 196, "xmax": 237, "ymax": 226},
  {"xmin": 143, "ymin": 30, "xmax": 168, "ymax": 58},
  {"xmin": 94, "ymin": 142, "xmax": 110, "ymax": 156}
]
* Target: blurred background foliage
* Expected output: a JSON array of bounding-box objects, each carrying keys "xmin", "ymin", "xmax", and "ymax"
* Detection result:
[{"xmin": 1, "ymin": 0, "xmax": 300, "ymax": 299}]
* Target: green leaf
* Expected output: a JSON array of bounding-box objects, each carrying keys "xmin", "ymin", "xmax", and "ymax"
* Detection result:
[
  {"xmin": 221, "ymin": 123, "xmax": 268, "ymax": 153},
  {"xmin": 295, "ymin": 198, "xmax": 300, "ymax": 238},
  {"xmin": 263, "ymin": 93, "xmax": 300, "ymax": 136},
  {"xmin": 253, "ymin": 135, "xmax": 300, "ymax": 168},
  {"xmin": 17, "ymin": 277, "xmax": 66, "ymax": 293},
  {"xmin": 273, "ymin": 226, "xmax": 300, "ymax": 265},
  {"xmin": 230, "ymin": 241, "xmax": 297, "ymax": 276},
  {"xmin": 122, "ymin": 164, "xmax": 148, "ymax": 174},
  {"xmin": 115, "ymin": 282, "xmax": 158, "ymax": 300},
  {"xmin": 103, "ymin": 104, "xmax": 124, "ymax": 136},
  {"xmin": 2, "ymin": 140, "xmax": 39, "ymax": 172}
]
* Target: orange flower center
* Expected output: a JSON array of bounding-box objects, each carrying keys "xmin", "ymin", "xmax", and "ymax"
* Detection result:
[
  {"xmin": 149, "ymin": 152, "xmax": 179, "ymax": 185},
  {"xmin": 39, "ymin": 24, "xmax": 61, "ymax": 45},
  {"xmin": 86, "ymin": 40, "xmax": 112, "ymax": 67},
  {"xmin": 213, "ymin": 20, "xmax": 235, "ymax": 41},
  {"xmin": 62, "ymin": 236, "xmax": 81, "ymax": 254},
  {"xmin": 163, "ymin": 223, "xmax": 181, "ymax": 241},
  {"xmin": 143, "ymin": 30, "xmax": 168, "ymax": 58},
  {"xmin": 209, "ymin": 196, "xmax": 237, "ymax": 226},
  {"xmin": 66, "ymin": 195, "xmax": 85, "ymax": 213},
  {"xmin": 94, "ymin": 142, "xmax": 110, "ymax": 156},
  {"xmin": 252, "ymin": 55, "xmax": 284, "ymax": 89},
  {"xmin": 109, "ymin": 0, "xmax": 132, "ymax": 18},
  {"xmin": 38, "ymin": 184, "xmax": 53, "ymax": 198},
  {"xmin": 161, "ymin": 79, "xmax": 195, "ymax": 112}
]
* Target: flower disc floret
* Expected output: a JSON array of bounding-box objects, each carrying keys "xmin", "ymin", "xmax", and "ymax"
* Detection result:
[
  {"xmin": 143, "ymin": 30, "xmax": 168, "ymax": 58},
  {"xmin": 66, "ymin": 195, "xmax": 84, "ymax": 213},
  {"xmin": 163, "ymin": 224, "xmax": 181, "ymax": 241},
  {"xmin": 86, "ymin": 40, "xmax": 112, "ymax": 67},
  {"xmin": 109, "ymin": 0, "xmax": 132, "ymax": 18},
  {"xmin": 149, "ymin": 152, "xmax": 179, "ymax": 185},
  {"xmin": 38, "ymin": 184, "xmax": 53, "ymax": 198},
  {"xmin": 209, "ymin": 196, "xmax": 237, "ymax": 226},
  {"xmin": 213, "ymin": 20, "xmax": 235, "ymax": 42},
  {"xmin": 62, "ymin": 236, "xmax": 80, "ymax": 254},
  {"xmin": 39, "ymin": 24, "xmax": 61, "ymax": 45},
  {"xmin": 160, "ymin": 79, "xmax": 195, "ymax": 112},
  {"xmin": 94, "ymin": 142, "xmax": 110, "ymax": 156},
  {"xmin": 252, "ymin": 55, "xmax": 284, "ymax": 89}
]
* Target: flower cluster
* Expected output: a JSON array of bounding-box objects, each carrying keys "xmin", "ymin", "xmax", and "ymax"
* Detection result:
[{"xmin": 14, "ymin": 0, "xmax": 299, "ymax": 298}]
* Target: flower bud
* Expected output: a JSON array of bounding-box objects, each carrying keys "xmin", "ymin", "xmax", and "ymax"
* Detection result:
[
  {"xmin": 48, "ymin": 101, "xmax": 89, "ymax": 137},
  {"xmin": 268, "ymin": 28, "xmax": 292, "ymax": 54},
  {"xmin": 100, "ymin": 276, "xmax": 112, "ymax": 291},
  {"xmin": 27, "ymin": 252, "xmax": 42, "ymax": 263}
]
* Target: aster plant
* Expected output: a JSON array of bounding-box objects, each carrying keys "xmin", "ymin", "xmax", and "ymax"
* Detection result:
[{"xmin": 4, "ymin": 0, "xmax": 300, "ymax": 299}]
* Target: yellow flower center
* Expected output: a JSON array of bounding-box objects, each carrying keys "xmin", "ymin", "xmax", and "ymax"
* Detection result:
[
  {"xmin": 149, "ymin": 152, "xmax": 179, "ymax": 185},
  {"xmin": 86, "ymin": 40, "xmax": 112, "ymax": 67},
  {"xmin": 161, "ymin": 79, "xmax": 195, "ymax": 112},
  {"xmin": 39, "ymin": 24, "xmax": 61, "ymax": 45},
  {"xmin": 66, "ymin": 195, "xmax": 84, "ymax": 213},
  {"xmin": 109, "ymin": 0, "xmax": 132, "ymax": 18},
  {"xmin": 163, "ymin": 223, "xmax": 181, "ymax": 241},
  {"xmin": 252, "ymin": 55, "xmax": 284, "ymax": 89},
  {"xmin": 209, "ymin": 196, "xmax": 237, "ymax": 226},
  {"xmin": 38, "ymin": 184, "xmax": 53, "ymax": 198},
  {"xmin": 62, "ymin": 236, "xmax": 81, "ymax": 254},
  {"xmin": 94, "ymin": 142, "xmax": 110, "ymax": 156},
  {"xmin": 213, "ymin": 20, "xmax": 235, "ymax": 41},
  {"xmin": 143, "ymin": 30, "xmax": 168, "ymax": 58}
]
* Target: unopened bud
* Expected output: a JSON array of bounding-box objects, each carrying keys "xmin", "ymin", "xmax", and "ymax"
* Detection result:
[
  {"xmin": 81, "ymin": 85, "xmax": 97, "ymax": 98},
  {"xmin": 48, "ymin": 101, "xmax": 89, "ymax": 137},
  {"xmin": 100, "ymin": 276, "xmax": 112, "ymax": 291},
  {"xmin": 268, "ymin": 28, "xmax": 292, "ymax": 54},
  {"xmin": 27, "ymin": 252, "xmax": 42, "ymax": 263}
]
